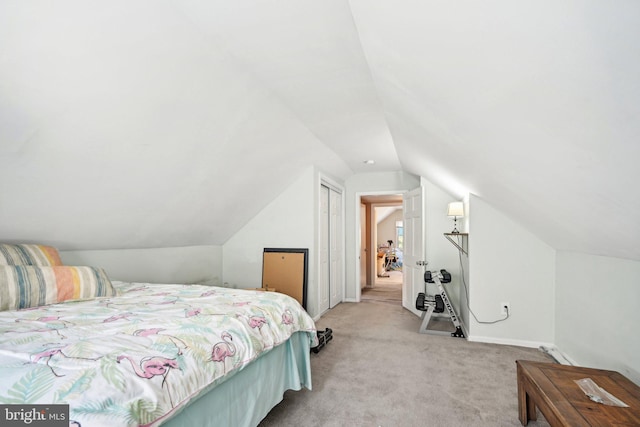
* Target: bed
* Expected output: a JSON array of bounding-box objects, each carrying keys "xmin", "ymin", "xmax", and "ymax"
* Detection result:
[{"xmin": 0, "ymin": 244, "xmax": 318, "ymax": 427}]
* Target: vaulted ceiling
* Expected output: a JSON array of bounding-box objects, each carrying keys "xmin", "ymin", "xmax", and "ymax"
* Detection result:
[{"xmin": 1, "ymin": 1, "xmax": 639, "ymax": 261}]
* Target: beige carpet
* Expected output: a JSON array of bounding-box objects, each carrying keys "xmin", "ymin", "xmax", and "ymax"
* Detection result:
[
  {"xmin": 259, "ymin": 298, "xmax": 552, "ymax": 427},
  {"xmin": 361, "ymin": 283, "xmax": 402, "ymax": 305},
  {"xmin": 361, "ymin": 270, "xmax": 403, "ymax": 305}
]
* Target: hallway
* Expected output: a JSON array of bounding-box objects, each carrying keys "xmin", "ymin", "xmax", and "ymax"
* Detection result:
[{"xmin": 361, "ymin": 270, "xmax": 402, "ymax": 305}]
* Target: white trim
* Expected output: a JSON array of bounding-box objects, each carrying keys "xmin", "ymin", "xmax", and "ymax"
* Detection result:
[
  {"xmin": 469, "ymin": 337, "xmax": 577, "ymax": 366},
  {"xmin": 460, "ymin": 320, "xmax": 469, "ymax": 340},
  {"xmin": 320, "ymin": 174, "xmax": 343, "ymax": 195},
  {"xmin": 538, "ymin": 345, "xmax": 578, "ymax": 366},
  {"xmin": 467, "ymin": 335, "xmax": 555, "ymax": 350}
]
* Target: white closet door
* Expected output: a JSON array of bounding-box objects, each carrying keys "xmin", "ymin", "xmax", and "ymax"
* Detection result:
[
  {"xmin": 318, "ymin": 185, "xmax": 330, "ymax": 314},
  {"xmin": 329, "ymin": 188, "xmax": 343, "ymax": 308}
]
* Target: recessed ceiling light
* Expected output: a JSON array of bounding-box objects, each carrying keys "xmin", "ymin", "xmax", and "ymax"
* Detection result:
[{"xmin": 363, "ymin": 160, "xmax": 375, "ymax": 165}]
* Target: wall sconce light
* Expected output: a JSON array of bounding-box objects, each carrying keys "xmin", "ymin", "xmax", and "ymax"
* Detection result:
[{"xmin": 447, "ymin": 202, "xmax": 464, "ymax": 233}]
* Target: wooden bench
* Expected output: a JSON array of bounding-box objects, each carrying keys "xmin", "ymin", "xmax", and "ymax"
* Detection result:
[{"xmin": 516, "ymin": 360, "xmax": 640, "ymax": 426}]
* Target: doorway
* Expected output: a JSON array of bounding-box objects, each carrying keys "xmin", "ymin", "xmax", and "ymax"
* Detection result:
[{"xmin": 359, "ymin": 194, "xmax": 403, "ymax": 305}]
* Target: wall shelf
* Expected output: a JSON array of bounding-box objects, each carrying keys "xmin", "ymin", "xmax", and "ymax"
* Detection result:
[{"xmin": 444, "ymin": 233, "xmax": 468, "ymax": 255}]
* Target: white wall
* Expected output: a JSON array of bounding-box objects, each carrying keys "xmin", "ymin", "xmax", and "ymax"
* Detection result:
[
  {"xmin": 555, "ymin": 251, "xmax": 640, "ymax": 384},
  {"xmin": 222, "ymin": 167, "xmax": 318, "ymax": 314},
  {"xmin": 467, "ymin": 194, "xmax": 556, "ymax": 347},
  {"xmin": 345, "ymin": 171, "xmax": 420, "ymax": 301},
  {"xmin": 61, "ymin": 245, "xmax": 222, "ymax": 285},
  {"xmin": 376, "ymin": 209, "xmax": 402, "ymax": 248}
]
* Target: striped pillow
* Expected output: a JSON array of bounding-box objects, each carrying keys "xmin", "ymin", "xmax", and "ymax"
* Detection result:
[
  {"xmin": 0, "ymin": 265, "xmax": 117, "ymax": 311},
  {"xmin": 0, "ymin": 244, "xmax": 63, "ymax": 266}
]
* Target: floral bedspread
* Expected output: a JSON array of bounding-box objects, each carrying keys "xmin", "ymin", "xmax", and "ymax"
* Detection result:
[{"xmin": 0, "ymin": 282, "xmax": 317, "ymax": 426}]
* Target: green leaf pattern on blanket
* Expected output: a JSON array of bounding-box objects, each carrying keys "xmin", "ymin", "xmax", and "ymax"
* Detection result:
[
  {"xmin": 128, "ymin": 398, "xmax": 166, "ymax": 425},
  {"xmin": 3, "ymin": 367, "xmax": 55, "ymax": 403},
  {"xmin": 54, "ymin": 370, "xmax": 96, "ymax": 403},
  {"xmin": 100, "ymin": 356, "xmax": 128, "ymax": 393},
  {"xmin": 71, "ymin": 397, "xmax": 137, "ymax": 424}
]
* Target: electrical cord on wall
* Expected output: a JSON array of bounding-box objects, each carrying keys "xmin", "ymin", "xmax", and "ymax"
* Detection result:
[{"xmin": 458, "ymin": 248, "xmax": 509, "ymax": 324}]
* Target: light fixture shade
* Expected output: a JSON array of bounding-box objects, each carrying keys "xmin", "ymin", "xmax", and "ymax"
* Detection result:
[{"xmin": 447, "ymin": 202, "xmax": 464, "ymax": 217}]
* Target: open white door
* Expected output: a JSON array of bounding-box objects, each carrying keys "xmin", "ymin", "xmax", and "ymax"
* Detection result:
[{"xmin": 403, "ymin": 186, "xmax": 427, "ymax": 317}]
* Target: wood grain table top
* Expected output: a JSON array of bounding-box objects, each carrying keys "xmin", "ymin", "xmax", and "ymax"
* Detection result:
[{"xmin": 517, "ymin": 360, "xmax": 640, "ymax": 426}]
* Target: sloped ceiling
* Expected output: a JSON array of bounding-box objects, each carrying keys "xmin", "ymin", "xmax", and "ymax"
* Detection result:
[
  {"xmin": 1, "ymin": 1, "xmax": 639, "ymax": 261},
  {"xmin": 349, "ymin": 1, "xmax": 640, "ymax": 261}
]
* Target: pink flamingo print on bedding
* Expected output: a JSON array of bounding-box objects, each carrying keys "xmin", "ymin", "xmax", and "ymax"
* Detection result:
[
  {"xmin": 210, "ymin": 331, "xmax": 236, "ymax": 375},
  {"xmin": 117, "ymin": 355, "xmax": 179, "ymax": 406}
]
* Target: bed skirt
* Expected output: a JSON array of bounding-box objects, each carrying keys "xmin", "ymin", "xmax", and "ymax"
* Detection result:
[{"xmin": 161, "ymin": 331, "xmax": 312, "ymax": 427}]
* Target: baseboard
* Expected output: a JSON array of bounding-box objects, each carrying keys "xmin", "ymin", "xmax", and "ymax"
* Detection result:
[
  {"xmin": 467, "ymin": 334, "xmax": 554, "ymax": 350},
  {"xmin": 538, "ymin": 345, "xmax": 578, "ymax": 366},
  {"xmin": 467, "ymin": 335, "xmax": 580, "ymax": 366}
]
